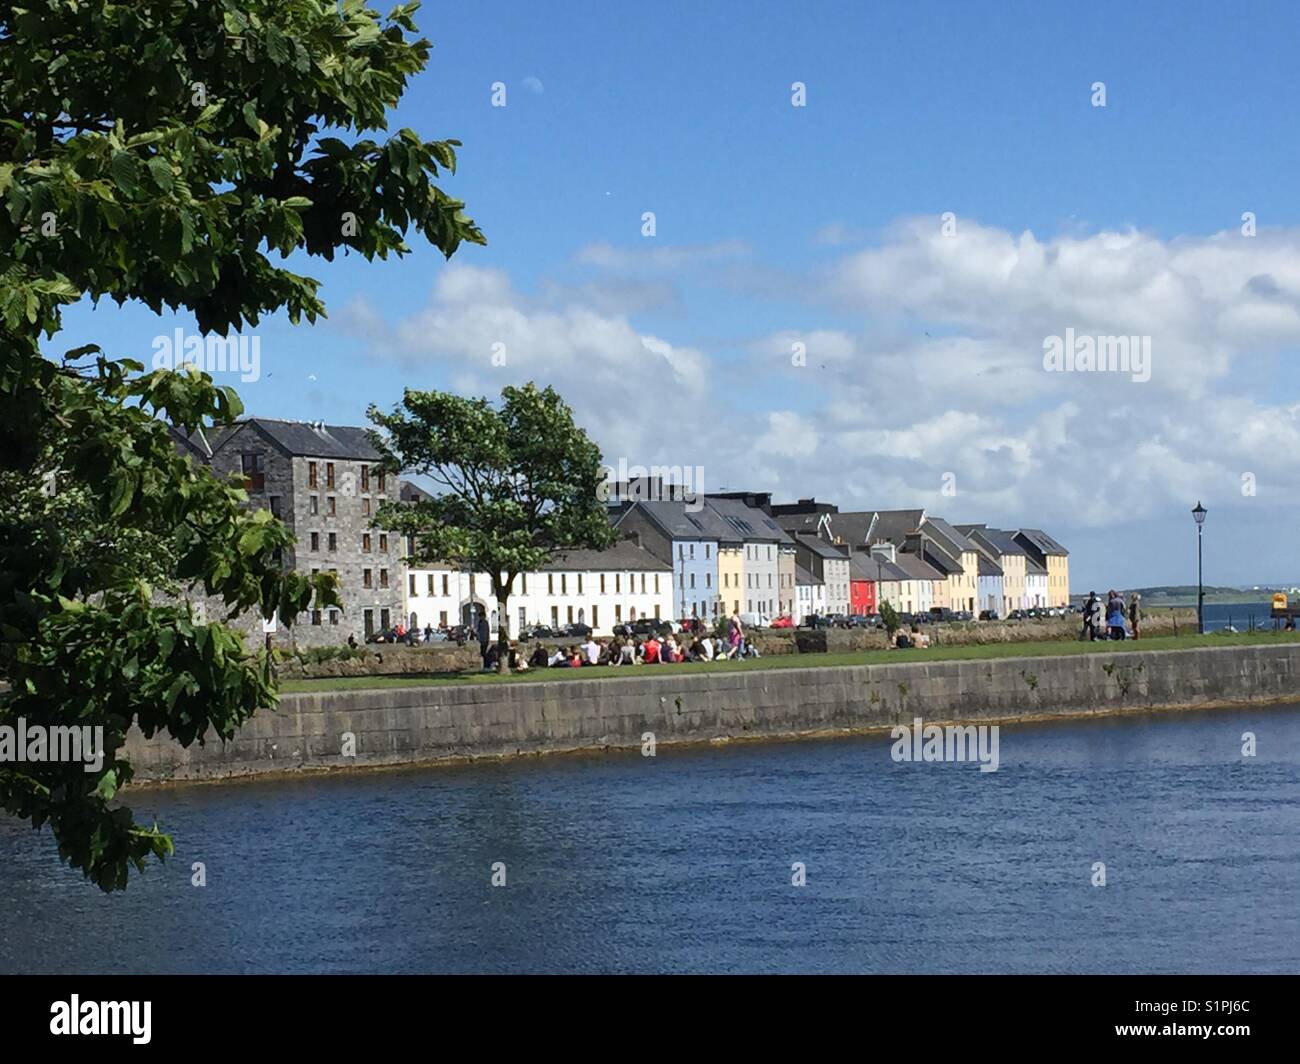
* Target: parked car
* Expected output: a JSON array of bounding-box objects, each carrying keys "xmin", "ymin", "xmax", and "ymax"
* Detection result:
[
  {"xmin": 862, "ymin": 613, "xmax": 883, "ymax": 628},
  {"xmin": 521, "ymin": 624, "xmax": 555, "ymax": 640},
  {"xmin": 769, "ymin": 615, "xmax": 795, "ymax": 628},
  {"xmin": 1008, "ymin": 609, "xmax": 1028, "ymax": 621},
  {"xmin": 800, "ymin": 614, "xmax": 832, "ymax": 629},
  {"xmin": 561, "ymin": 622, "xmax": 593, "ymax": 638},
  {"xmin": 978, "ymin": 609, "xmax": 1000, "ymax": 621},
  {"xmin": 928, "ymin": 607, "xmax": 956, "ymax": 623},
  {"xmin": 844, "ymin": 614, "xmax": 872, "ymax": 628},
  {"xmin": 953, "ymin": 610, "xmax": 973, "ymax": 622}
]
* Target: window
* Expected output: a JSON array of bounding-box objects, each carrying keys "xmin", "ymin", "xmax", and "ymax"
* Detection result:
[
  {"xmin": 362, "ymin": 499, "xmax": 371, "ymax": 517},
  {"xmin": 592, "ymin": 605, "xmax": 599, "ymax": 627},
  {"xmin": 519, "ymin": 607, "xmax": 526, "ymax": 631},
  {"xmin": 654, "ymin": 575, "xmax": 659, "ymax": 593},
  {"xmin": 326, "ymin": 463, "xmax": 335, "ymax": 489},
  {"xmin": 550, "ymin": 606, "xmax": 559, "ymax": 627},
  {"xmin": 548, "ymin": 574, "xmax": 554, "ymax": 595},
  {"xmin": 363, "ymin": 609, "xmax": 374, "ymax": 637},
  {"xmin": 768, "ymin": 574, "xmax": 773, "ymax": 588},
  {"xmin": 380, "ymin": 569, "xmax": 389, "ymax": 588},
  {"xmin": 577, "ymin": 575, "xmax": 583, "ymax": 595},
  {"xmin": 363, "ymin": 569, "xmax": 373, "ymax": 588},
  {"xmin": 640, "ymin": 574, "xmax": 646, "ymax": 594},
  {"xmin": 653, "ymin": 604, "xmax": 660, "ymax": 620},
  {"xmin": 689, "ymin": 544, "xmax": 695, "ymax": 559},
  {"xmin": 615, "ymin": 574, "xmax": 621, "ymax": 593},
  {"xmin": 377, "ymin": 470, "xmax": 386, "ymax": 493},
  {"xmin": 309, "ymin": 462, "xmax": 318, "ymax": 488},
  {"xmin": 328, "ymin": 533, "xmax": 337, "ymax": 552},
  {"xmin": 705, "ymin": 545, "xmax": 711, "ymax": 559},
  {"xmin": 561, "ymin": 574, "xmax": 568, "ymax": 595},
  {"xmin": 379, "ymin": 534, "xmax": 388, "ymax": 552},
  {"xmin": 409, "ymin": 574, "xmax": 417, "ymax": 595},
  {"xmin": 439, "ymin": 611, "xmax": 448, "ymax": 626},
  {"xmin": 521, "ymin": 574, "xmax": 528, "ymax": 594},
  {"xmin": 615, "ymin": 605, "xmax": 622, "ymax": 623},
  {"xmin": 567, "ymin": 606, "xmax": 574, "ymax": 624},
  {"xmin": 329, "ymin": 610, "xmax": 339, "ymax": 626},
  {"xmin": 363, "ymin": 534, "xmax": 372, "ymax": 552},
  {"xmin": 380, "ymin": 608, "xmax": 390, "ymax": 630},
  {"xmin": 240, "ymin": 453, "xmax": 265, "ymax": 490},
  {"xmin": 426, "ymin": 575, "xmax": 434, "ymax": 595},
  {"xmin": 310, "ymin": 532, "xmax": 319, "ymax": 551},
  {"xmin": 706, "ymin": 574, "xmax": 711, "ymax": 588},
  {"xmin": 327, "ymin": 496, "xmax": 336, "ymax": 516},
  {"xmin": 311, "ymin": 610, "xmax": 321, "ymax": 626},
  {"xmin": 442, "ymin": 574, "xmax": 449, "ymax": 596},
  {"xmin": 269, "ymin": 495, "xmax": 281, "ymax": 518},
  {"xmin": 690, "ymin": 574, "xmax": 696, "ymax": 589},
  {"xmin": 361, "ymin": 466, "xmax": 370, "ymax": 492},
  {"xmin": 310, "ymin": 494, "xmax": 318, "ymax": 515}
]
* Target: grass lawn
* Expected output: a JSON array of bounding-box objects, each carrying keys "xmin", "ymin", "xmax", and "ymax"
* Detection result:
[{"xmin": 279, "ymin": 629, "xmax": 1300, "ymax": 693}]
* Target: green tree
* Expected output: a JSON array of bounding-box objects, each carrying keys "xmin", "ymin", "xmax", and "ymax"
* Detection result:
[
  {"xmin": 879, "ymin": 600, "xmax": 900, "ymax": 636},
  {"xmin": 1, "ymin": 0, "xmax": 483, "ymax": 889},
  {"xmin": 369, "ymin": 384, "xmax": 617, "ymax": 672}
]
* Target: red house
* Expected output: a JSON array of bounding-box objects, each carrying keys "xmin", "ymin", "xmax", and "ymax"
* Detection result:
[{"xmin": 849, "ymin": 554, "xmax": 877, "ymax": 614}]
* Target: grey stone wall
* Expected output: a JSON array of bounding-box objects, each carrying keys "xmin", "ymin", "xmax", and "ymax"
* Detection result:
[{"xmin": 123, "ymin": 642, "xmax": 1300, "ymax": 782}]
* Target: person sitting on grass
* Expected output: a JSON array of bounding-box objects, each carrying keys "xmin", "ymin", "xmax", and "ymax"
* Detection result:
[
  {"xmin": 662, "ymin": 634, "xmax": 680, "ymax": 663},
  {"xmin": 912, "ymin": 624, "xmax": 929, "ymax": 649},
  {"xmin": 641, "ymin": 635, "xmax": 661, "ymax": 664},
  {"xmin": 548, "ymin": 646, "xmax": 569, "ymax": 668},
  {"xmin": 619, "ymin": 638, "xmax": 637, "ymax": 665},
  {"xmin": 529, "ymin": 644, "xmax": 550, "ymax": 669},
  {"xmin": 692, "ymin": 635, "xmax": 712, "ymax": 662},
  {"xmin": 894, "ymin": 628, "xmax": 913, "ymax": 649},
  {"xmin": 581, "ymin": 635, "xmax": 600, "ymax": 666},
  {"xmin": 509, "ymin": 645, "xmax": 528, "ymax": 672}
]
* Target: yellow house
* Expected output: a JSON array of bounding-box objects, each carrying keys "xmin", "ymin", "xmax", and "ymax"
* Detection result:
[
  {"xmin": 717, "ymin": 542, "xmax": 744, "ymax": 616},
  {"xmin": 1014, "ymin": 529, "xmax": 1071, "ymax": 607}
]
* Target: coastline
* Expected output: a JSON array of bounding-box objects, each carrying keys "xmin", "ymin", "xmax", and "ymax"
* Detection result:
[{"xmin": 123, "ymin": 641, "xmax": 1300, "ymax": 789}]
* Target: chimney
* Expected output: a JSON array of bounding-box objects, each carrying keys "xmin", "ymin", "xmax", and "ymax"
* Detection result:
[
  {"xmin": 624, "ymin": 530, "xmax": 643, "ymax": 549},
  {"xmin": 870, "ymin": 541, "xmax": 896, "ymax": 563}
]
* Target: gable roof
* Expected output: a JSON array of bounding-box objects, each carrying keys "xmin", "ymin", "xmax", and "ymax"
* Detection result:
[
  {"xmin": 849, "ymin": 551, "xmax": 908, "ymax": 582},
  {"xmin": 794, "ymin": 532, "xmax": 848, "ymax": 561},
  {"xmin": 892, "ymin": 551, "xmax": 946, "ymax": 582},
  {"xmin": 544, "ymin": 540, "xmax": 672, "ymax": 572},
  {"xmin": 977, "ymin": 554, "xmax": 1003, "ymax": 577},
  {"xmin": 210, "ymin": 418, "xmax": 382, "ymax": 461},
  {"xmin": 1015, "ymin": 528, "xmax": 1069, "ymax": 557},
  {"xmin": 614, "ymin": 499, "xmax": 737, "ymax": 542},
  {"xmin": 703, "ymin": 496, "xmax": 793, "ymax": 544},
  {"xmin": 922, "ymin": 516, "xmax": 977, "ymax": 557},
  {"xmin": 794, "ymin": 565, "xmax": 823, "ymax": 586}
]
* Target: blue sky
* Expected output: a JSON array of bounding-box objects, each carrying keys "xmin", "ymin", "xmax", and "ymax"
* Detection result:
[{"xmin": 57, "ymin": 0, "xmax": 1300, "ymax": 590}]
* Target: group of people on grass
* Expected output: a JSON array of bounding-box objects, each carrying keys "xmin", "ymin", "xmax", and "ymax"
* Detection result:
[
  {"xmin": 480, "ymin": 611, "xmax": 760, "ymax": 671},
  {"xmin": 891, "ymin": 624, "xmax": 931, "ymax": 650},
  {"xmin": 1081, "ymin": 590, "xmax": 1141, "ymax": 641}
]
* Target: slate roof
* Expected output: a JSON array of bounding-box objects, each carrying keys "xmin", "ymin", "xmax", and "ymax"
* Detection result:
[
  {"xmin": 209, "ymin": 418, "xmax": 383, "ymax": 460},
  {"xmin": 922, "ymin": 516, "xmax": 977, "ymax": 558},
  {"xmin": 892, "ymin": 551, "xmax": 946, "ymax": 582},
  {"xmin": 613, "ymin": 499, "xmax": 738, "ymax": 543},
  {"xmin": 1015, "ymin": 528, "xmax": 1069, "ymax": 557},
  {"xmin": 831, "ymin": 509, "xmax": 925, "ymax": 549},
  {"xmin": 977, "ymin": 554, "xmax": 1004, "ymax": 577},
  {"xmin": 544, "ymin": 540, "xmax": 672, "ymax": 572},
  {"xmin": 794, "ymin": 532, "xmax": 849, "ymax": 561},
  {"xmin": 703, "ymin": 496, "xmax": 793, "ymax": 544},
  {"xmin": 794, "ymin": 565, "xmax": 823, "ymax": 586},
  {"xmin": 849, "ymin": 551, "xmax": 908, "ymax": 582}
]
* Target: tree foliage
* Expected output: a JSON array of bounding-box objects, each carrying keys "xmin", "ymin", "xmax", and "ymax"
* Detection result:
[
  {"xmin": 0, "ymin": 0, "xmax": 482, "ymax": 889},
  {"xmin": 369, "ymin": 384, "xmax": 617, "ymax": 671}
]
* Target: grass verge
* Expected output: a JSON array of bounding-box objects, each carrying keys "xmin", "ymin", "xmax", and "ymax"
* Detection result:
[{"xmin": 278, "ymin": 629, "xmax": 1300, "ymax": 693}]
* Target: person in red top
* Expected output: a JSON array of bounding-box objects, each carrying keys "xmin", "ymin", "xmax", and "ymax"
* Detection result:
[{"xmin": 642, "ymin": 637, "xmax": 660, "ymax": 664}]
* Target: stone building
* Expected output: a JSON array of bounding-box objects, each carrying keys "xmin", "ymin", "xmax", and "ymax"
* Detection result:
[{"xmin": 178, "ymin": 418, "xmax": 405, "ymax": 647}]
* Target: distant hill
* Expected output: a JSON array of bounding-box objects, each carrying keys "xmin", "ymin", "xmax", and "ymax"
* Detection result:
[{"xmin": 1072, "ymin": 586, "xmax": 1289, "ymax": 607}]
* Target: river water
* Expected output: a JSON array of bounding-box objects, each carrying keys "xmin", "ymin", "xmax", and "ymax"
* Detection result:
[{"xmin": 2, "ymin": 703, "xmax": 1298, "ymax": 974}]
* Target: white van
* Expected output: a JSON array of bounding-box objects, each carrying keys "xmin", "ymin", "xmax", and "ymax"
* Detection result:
[{"xmin": 739, "ymin": 612, "xmax": 771, "ymax": 629}]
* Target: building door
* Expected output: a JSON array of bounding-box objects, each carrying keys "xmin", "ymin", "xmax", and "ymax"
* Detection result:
[{"xmin": 364, "ymin": 609, "xmax": 374, "ymax": 639}]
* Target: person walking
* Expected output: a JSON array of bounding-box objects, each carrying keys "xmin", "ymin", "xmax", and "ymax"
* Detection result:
[
  {"xmin": 1081, "ymin": 591, "xmax": 1098, "ymax": 640},
  {"xmin": 1106, "ymin": 590, "xmax": 1127, "ymax": 640},
  {"xmin": 1128, "ymin": 593, "xmax": 1141, "ymax": 640},
  {"xmin": 728, "ymin": 610, "xmax": 745, "ymax": 659},
  {"xmin": 476, "ymin": 611, "xmax": 491, "ymax": 665}
]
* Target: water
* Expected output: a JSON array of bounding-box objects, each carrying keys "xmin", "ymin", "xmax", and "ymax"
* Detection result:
[
  {"xmin": 1198, "ymin": 601, "xmax": 1284, "ymax": 633},
  {"xmin": 2, "ymin": 704, "xmax": 1299, "ymax": 974}
]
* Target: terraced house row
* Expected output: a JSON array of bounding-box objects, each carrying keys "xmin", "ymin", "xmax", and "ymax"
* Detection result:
[{"xmin": 173, "ymin": 421, "xmax": 1069, "ymax": 644}]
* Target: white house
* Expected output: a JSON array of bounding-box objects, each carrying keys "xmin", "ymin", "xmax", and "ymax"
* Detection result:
[
  {"xmin": 795, "ymin": 565, "xmax": 826, "ymax": 619},
  {"xmin": 404, "ymin": 539, "xmax": 673, "ymax": 638}
]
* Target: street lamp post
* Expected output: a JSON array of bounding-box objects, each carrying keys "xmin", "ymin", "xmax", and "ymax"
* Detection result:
[{"xmin": 1192, "ymin": 501, "xmax": 1207, "ymax": 635}]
